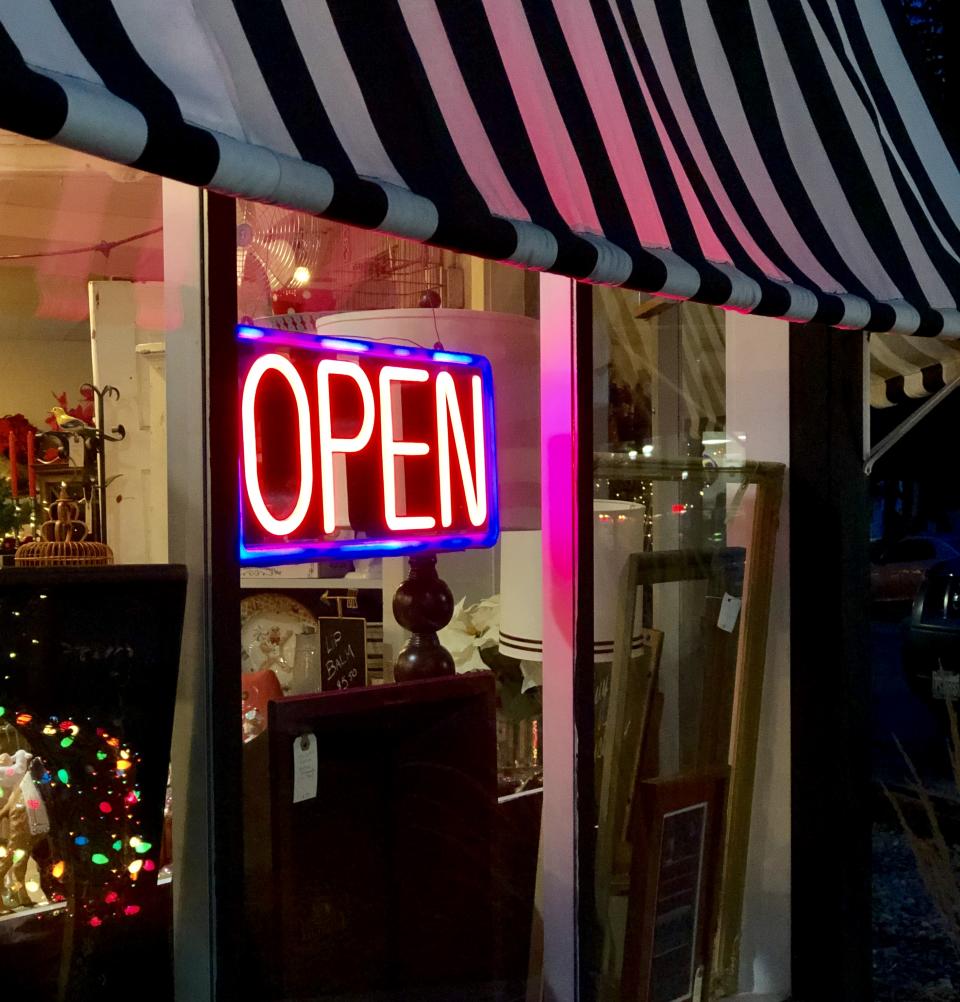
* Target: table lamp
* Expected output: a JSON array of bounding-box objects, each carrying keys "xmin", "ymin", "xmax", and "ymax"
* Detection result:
[{"xmin": 499, "ymin": 501, "xmax": 646, "ymax": 664}]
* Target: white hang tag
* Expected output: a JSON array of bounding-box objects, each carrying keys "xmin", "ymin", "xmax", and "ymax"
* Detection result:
[
  {"xmin": 717, "ymin": 593, "xmax": 742, "ymax": 633},
  {"xmin": 292, "ymin": 733, "xmax": 318, "ymax": 804}
]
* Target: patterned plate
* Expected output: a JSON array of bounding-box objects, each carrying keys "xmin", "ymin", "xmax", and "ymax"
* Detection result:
[{"xmin": 240, "ymin": 592, "xmax": 316, "ymax": 694}]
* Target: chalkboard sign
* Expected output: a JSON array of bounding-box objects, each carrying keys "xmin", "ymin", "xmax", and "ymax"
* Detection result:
[
  {"xmin": 621, "ymin": 769, "xmax": 727, "ymax": 1002},
  {"xmin": 649, "ymin": 802, "xmax": 707, "ymax": 1002},
  {"xmin": 317, "ymin": 616, "xmax": 367, "ymax": 691}
]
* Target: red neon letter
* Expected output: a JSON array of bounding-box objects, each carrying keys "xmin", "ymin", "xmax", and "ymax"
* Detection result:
[
  {"xmin": 378, "ymin": 366, "xmax": 436, "ymax": 531},
  {"xmin": 241, "ymin": 353, "xmax": 313, "ymax": 536},
  {"xmin": 316, "ymin": 360, "xmax": 375, "ymax": 534},
  {"xmin": 436, "ymin": 372, "xmax": 487, "ymax": 527}
]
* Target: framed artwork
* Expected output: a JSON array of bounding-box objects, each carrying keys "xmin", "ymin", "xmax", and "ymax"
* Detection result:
[{"xmin": 620, "ymin": 770, "xmax": 728, "ymax": 1002}]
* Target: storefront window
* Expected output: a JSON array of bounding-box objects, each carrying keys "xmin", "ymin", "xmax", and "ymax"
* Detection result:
[
  {"xmin": 0, "ymin": 132, "xmax": 189, "ymax": 996},
  {"xmin": 234, "ymin": 201, "xmax": 546, "ymax": 999},
  {"xmin": 585, "ymin": 288, "xmax": 785, "ymax": 1000}
]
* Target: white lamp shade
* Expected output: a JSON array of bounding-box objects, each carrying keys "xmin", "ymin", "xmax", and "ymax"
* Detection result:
[
  {"xmin": 499, "ymin": 530, "xmax": 543, "ymax": 661},
  {"xmin": 499, "ymin": 501, "xmax": 646, "ymax": 663}
]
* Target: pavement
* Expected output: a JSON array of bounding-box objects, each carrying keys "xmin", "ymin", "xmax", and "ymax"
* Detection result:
[{"xmin": 871, "ymin": 609, "xmax": 960, "ymax": 1000}]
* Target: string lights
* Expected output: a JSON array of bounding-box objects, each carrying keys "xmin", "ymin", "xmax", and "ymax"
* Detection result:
[{"xmin": 1, "ymin": 681, "xmax": 155, "ymax": 927}]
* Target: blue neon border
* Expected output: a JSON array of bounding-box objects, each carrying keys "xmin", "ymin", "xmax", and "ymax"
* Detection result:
[{"xmin": 237, "ymin": 324, "xmax": 500, "ymax": 566}]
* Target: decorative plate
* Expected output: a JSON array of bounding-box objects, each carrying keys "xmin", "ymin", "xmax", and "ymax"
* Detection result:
[{"xmin": 240, "ymin": 592, "xmax": 316, "ymax": 694}]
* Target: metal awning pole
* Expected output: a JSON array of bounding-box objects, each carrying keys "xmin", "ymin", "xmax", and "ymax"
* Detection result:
[{"xmin": 864, "ymin": 373, "xmax": 960, "ymax": 474}]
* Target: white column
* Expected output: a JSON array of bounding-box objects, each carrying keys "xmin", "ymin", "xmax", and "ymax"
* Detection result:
[
  {"xmin": 540, "ymin": 273, "xmax": 578, "ymax": 1002},
  {"xmin": 724, "ymin": 312, "xmax": 791, "ymax": 999},
  {"xmin": 163, "ymin": 179, "xmax": 213, "ymax": 1002}
]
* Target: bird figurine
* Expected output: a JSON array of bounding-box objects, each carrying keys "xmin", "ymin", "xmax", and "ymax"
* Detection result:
[{"xmin": 50, "ymin": 406, "xmax": 97, "ymax": 436}]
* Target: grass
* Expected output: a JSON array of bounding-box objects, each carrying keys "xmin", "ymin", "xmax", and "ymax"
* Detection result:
[{"xmin": 885, "ymin": 702, "xmax": 960, "ymax": 956}]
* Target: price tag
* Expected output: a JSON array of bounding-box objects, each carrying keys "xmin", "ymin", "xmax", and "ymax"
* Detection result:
[
  {"xmin": 292, "ymin": 733, "xmax": 318, "ymax": 804},
  {"xmin": 717, "ymin": 593, "xmax": 742, "ymax": 634}
]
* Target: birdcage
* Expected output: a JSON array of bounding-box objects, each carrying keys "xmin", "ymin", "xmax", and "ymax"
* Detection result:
[{"xmin": 15, "ymin": 489, "xmax": 113, "ymax": 567}]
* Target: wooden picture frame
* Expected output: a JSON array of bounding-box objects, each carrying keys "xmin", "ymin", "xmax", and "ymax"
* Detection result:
[
  {"xmin": 596, "ymin": 549, "xmax": 743, "ymax": 913},
  {"xmin": 592, "ymin": 459, "xmax": 785, "ymax": 996},
  {"xmin": 595, "ymin": 625, "xmax": 664, "ymax": 914},
  {"xmin": 620, "ymin": 770, "xmax": 728, "ymax": 1002}
]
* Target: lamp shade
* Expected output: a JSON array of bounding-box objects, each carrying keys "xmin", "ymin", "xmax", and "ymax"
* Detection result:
[
  {"xmin": 499, "ymin": 501, "xmax": 645, "ymax": 663},
  {"xmin": 498, "ymin": 530, "xmax": 543, "ymax": 662}
]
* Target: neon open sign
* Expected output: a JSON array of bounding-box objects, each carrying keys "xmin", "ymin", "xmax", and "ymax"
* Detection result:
[{"xmin": 237, "ymin": 325, "xmax": 499, "ymax": 565}]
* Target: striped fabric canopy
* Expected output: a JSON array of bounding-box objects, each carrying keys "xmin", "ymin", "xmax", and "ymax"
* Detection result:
[
  {"xmin": 1, "ymin": 0, "xmax": 958, "ymax": 336},
  {"xmin": 870, "ymin": 333, "xmax": 960, "ymax": 408}
]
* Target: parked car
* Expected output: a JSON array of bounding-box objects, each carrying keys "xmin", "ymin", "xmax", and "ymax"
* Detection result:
[
  {"xmin": 870, "ymin": 535, "xmax": 960, "ymax": 605},
  {"xmin": 902, "ymin": 558, "xmax": 960, "ymax": 702}
]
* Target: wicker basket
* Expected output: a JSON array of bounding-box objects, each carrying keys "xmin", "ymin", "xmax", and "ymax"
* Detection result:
[{"xmin": 15, "ymin": 491, "xmax": 113, "ymax": 567}]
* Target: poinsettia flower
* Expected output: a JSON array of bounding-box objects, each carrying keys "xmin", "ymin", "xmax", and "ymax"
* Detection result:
[
  {"xmin": 0, "ymin": 413, "xmax": 38, "ymax": 456},
  {"xmin": 435, "ymin": 594, "xmax": 543, "ymax": 710},
  {"xmin": 437, "ymin": 597, "xmax": 498, "ymax": 673},
  {"xmin": 468, "ymin": 596, "xmax": 500, "ymax": 643}
]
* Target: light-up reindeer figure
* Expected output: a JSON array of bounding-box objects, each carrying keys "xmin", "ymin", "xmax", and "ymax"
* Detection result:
[{"xmin": 0, "ymin": 749, "xmax": 51, "ymax": 912}]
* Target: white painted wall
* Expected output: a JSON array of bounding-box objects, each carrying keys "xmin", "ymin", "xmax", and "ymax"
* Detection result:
[
  {"xmin": 0, "ymin": 337, "xmax": 92, "ymax": 428},
  {"xmin": 724, "ymin": 312, "xmax": 791, "ymax": 999}
]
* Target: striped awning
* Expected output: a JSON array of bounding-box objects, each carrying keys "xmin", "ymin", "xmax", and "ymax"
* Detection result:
[
  {"xmin": 2, "ymin": 1, "xmax": 959, "ymax": 336},
  {"xmin": 870, "ymin": 332, "xmax": 960, "ymax": 408}
]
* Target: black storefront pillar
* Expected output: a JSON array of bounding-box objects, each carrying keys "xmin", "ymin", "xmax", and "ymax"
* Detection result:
[{"xmin": 790, "ymin": 323, "xmax": 872, "ymax": 1000}]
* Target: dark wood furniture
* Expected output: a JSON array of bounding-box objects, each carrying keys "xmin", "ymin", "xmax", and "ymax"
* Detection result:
[{"xmin": 244, "ymin": 672, "xmax": 498, "ymax": 1000}]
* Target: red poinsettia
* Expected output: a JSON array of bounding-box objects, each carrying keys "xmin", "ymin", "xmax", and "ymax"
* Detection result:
[
  {"xmin": 45, "ymin": 387, "xmax": 94, "ymax": 432},
  {"xmin": 0, "ymin": 413, "xmax": 38, "ymax": 457}
]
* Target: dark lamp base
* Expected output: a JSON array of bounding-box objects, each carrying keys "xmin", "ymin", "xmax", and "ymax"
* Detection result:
[{"xmin": 392, "ymin": 554, "xmax": 456, "ymax": 682}]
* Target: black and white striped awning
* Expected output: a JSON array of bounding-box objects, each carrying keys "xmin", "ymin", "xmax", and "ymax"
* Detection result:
[
  {"xmin": 870, "ymin": 333, "xmax": 960, "ymax": 408},
  {"xmin": 2, "ymin": 1, "xmax": 959, "ymax": 336}
]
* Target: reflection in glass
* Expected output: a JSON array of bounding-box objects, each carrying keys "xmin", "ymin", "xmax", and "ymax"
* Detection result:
[{"xmin": 589, "ymin": 288, "xmax": 784, "ymax": 1000}]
